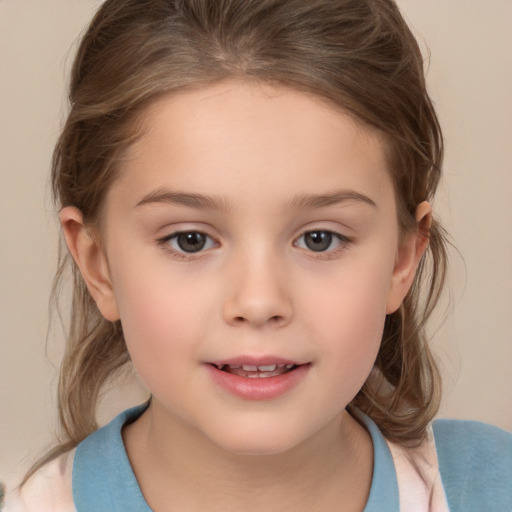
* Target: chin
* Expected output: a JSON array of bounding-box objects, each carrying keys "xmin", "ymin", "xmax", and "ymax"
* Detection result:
[
  {"xmin": 205, "ymin": 420, "xmax": 309, "ymax": 457},
  {"xmin": 218, "ymin": 438, "xmax": 298, "ymax": 457}
]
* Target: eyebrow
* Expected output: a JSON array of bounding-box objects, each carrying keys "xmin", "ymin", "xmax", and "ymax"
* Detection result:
[
  {"xmin": 135, "ymin": 188, "xmax": 377, "ymax": 213},
  {"xmin": 286, "ymin": 191, "xmax": 377, "ymax": 211},
  {"xmin": 135, "ymin": 188, "xmax": 234, "ymax": 214}
]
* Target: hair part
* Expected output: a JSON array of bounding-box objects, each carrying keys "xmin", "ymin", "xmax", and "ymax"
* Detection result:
[{"xmin": 26, "ymin": 0, "xmax": 449, "ymax": 484}]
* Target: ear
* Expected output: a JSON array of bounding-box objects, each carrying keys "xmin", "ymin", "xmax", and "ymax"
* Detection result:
[
  {"xmin": 59, "ymin": 206, "xmax": 120, "ymax": 321},
  {"xmin": 386, "ymin": 201, "xmax": 432, "ymax": 314}
]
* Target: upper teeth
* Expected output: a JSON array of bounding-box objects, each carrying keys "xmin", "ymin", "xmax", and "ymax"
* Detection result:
[
  {"xmin": 216, "ymin": 363, "xmax": 294, "ymax": 372},
  {"xmin": 243, "ymin": 364, "xmax": 276, "ymax": 372}
]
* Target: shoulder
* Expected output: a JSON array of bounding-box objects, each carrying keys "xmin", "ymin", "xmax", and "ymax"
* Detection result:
[
  {"xmin": 433, "ymin": 419, "xmax": 512, "ymax": 474},
  {"xmin": 3, "ymin": 450, "xmax": 76, "ymax": 512},
  {"xmin": 433, "ymin": 419, "xmax": 512, "ymax": 511}
]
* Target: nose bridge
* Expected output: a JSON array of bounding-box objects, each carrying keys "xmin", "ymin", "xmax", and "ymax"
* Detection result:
[{"xmin": 223, "ymin": 240, "xmax": 293, "ymax": 328}]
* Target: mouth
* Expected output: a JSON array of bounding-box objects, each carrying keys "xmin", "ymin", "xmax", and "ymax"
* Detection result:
[
  {"xmin": 205, "ymin": 359, "xmax": 310, "ymax": 400},
  {"xmin": 210, "ymin": 363, "xmax": 299, "ymax": 378}
]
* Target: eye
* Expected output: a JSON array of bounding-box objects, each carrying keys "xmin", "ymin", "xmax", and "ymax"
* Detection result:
[
  {"xmin": 162, "ymin": 231, "xmax": 216, "ymax": 254},
  {"xmin": 295, "ymin": 230, "xmax": 348, "ymax": 253}
]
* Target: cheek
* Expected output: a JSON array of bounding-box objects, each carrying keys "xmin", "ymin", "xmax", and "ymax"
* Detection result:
[
  {"xmin": 302, "ymin": 255, "xmax": 394, "ymax": 386},
  {"xmin": 305, "ymin": 252, "xmax": 393, "ymax": 335},
  {"xmin": 109, "ymin": 259, "xmax": 212, "ymax": 381}
]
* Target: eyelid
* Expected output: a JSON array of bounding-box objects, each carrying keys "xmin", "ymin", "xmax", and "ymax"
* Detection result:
[
  {"xmin": 155, "ymin": 224, "xmax": 352, "ymax": 261},
  {"xmin": 293, "ymin": 227, "xmax": 352, "ymax": 257},
  {"xmin": 157, "ymin": 228, "xmax": 218, "ymax": 259}
]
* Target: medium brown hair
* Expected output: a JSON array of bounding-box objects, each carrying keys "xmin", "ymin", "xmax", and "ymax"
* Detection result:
[{"xmin": 31, "ymin": 0, "xmax": 448, "ymax": 479}]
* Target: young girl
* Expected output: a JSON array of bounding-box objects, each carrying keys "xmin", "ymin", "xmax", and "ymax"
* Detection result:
[{"xmin": 4, "ymin": 0, "xmax": 511, "ymax": 510}]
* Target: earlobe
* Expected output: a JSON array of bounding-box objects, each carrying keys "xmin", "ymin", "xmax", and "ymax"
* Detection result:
[
  {"xmin": 59, "ymin": 206, "xmax": 120, "ymax": 321},
  {"xmin": 386, "ymin": 201, "xmax": 432, "ymax": 314}
]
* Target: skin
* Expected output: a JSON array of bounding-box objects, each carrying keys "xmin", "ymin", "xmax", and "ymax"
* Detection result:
[{"xmin": 61, "ymin": 81, "xmax": 431, "ymax": 511}]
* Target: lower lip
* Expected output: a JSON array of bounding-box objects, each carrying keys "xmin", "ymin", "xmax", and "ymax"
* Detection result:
[{"xmin": 205, "ymin": 364, "xmax": 310, "ymax": 401}]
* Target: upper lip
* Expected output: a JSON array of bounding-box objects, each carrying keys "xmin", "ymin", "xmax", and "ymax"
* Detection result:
[{"xmin": 207, "ymin": 355, "xmax": 305, "ymax": 367}]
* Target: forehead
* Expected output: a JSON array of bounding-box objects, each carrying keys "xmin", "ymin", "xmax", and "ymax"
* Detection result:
[{"xmin": 112, "ymin": 80, "xmax": 394, "ymax": 213}]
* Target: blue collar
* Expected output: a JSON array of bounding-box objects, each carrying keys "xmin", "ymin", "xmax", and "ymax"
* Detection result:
[{"xmin": 73, "ymin": 404, "xmax": 399, "ymax": 511}]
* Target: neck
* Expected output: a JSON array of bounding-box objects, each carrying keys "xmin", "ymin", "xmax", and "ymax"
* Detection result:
[{"xmin": 123, "ymin": 403, "xmax": 373, "ymax": 512}]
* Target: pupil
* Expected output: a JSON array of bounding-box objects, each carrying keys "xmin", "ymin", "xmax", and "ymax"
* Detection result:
[
  {"xmin": 177, "ymin": 232, "xmax": 206, "ymax": 252},
  {"xmin": 305, "ymin": 231, "xmax": 332, "ymax": 252}
]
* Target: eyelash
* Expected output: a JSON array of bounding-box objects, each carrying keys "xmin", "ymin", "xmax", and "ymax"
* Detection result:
[
  {"xmin": 294, "ymin": 230, "xmax": 351, "ymax": 259},
  {"xmin": 156, "ymin": 228, "xmax": 352, "ymax": 260},
  {"xmin": 157, "ymin": 230, "xmax": 216, "ymax": 261}
]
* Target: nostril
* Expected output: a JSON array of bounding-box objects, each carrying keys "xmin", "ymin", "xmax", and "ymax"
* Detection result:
[
  {"xmin": 224, "ymin": 299, "xmax": 293, "ymax": 327},
  {"xmin": 231, "ymin": 315, "xmax": 283, "ymax": 325}
]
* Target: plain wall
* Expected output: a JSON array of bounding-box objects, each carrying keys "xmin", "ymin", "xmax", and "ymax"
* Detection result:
[{"xmin": 1, "ymin": 0, "xmax": 511, "ymax": 481}]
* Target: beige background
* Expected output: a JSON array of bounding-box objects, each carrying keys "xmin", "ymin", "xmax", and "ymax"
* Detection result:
[{"xmin": 1, "ymin": 0, "xmax": 511, "ymax": 481}]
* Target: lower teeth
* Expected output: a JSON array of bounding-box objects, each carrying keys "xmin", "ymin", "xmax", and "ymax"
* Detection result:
[{"xmin": 221, "ymin": 365, "xmax": 296, "ymax": 378}]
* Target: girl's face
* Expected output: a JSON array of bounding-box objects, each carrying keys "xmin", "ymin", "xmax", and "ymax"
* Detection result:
[{"xmin": 68, "ymin": 81, "xmax": 426, "ymax": 455}]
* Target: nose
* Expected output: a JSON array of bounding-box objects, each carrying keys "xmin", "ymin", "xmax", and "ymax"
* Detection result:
[{"xmin": 222, "ymin": 250, "xmax": 293, "ymax": 329}]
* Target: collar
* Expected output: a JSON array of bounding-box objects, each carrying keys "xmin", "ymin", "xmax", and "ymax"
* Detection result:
[{"xmin": 73, "ymin": 404, "xmax": 399, "ymax": 511}]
